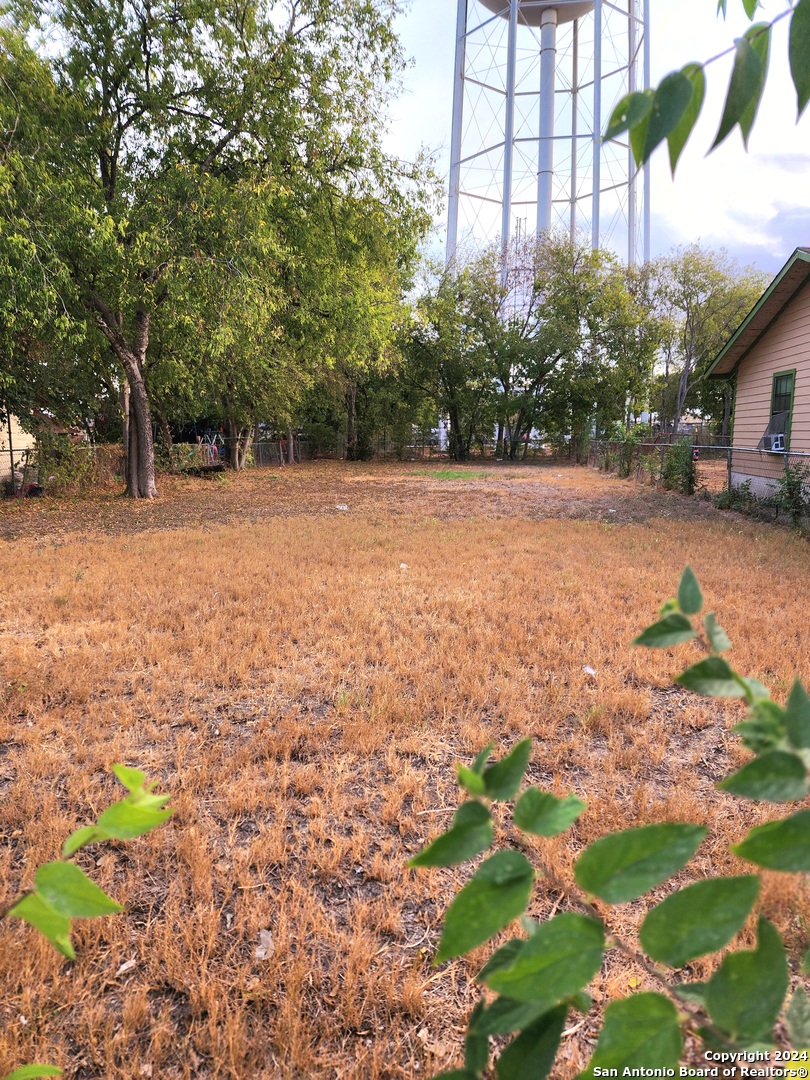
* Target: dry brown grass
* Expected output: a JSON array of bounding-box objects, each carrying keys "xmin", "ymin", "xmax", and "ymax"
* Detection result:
[{"xmin": 1, "ymin": 460, "xmax": 809, "ymax": 1078}]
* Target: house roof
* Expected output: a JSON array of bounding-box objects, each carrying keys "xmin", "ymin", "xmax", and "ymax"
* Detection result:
[{"xmin": 707, "ymin": 247, "xmax": 810, "ymax": 378}]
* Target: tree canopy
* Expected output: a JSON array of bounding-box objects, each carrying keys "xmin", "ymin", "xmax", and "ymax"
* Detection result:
[{"xmin": 0, "ymin": 0, "xmax": 433, "ymax": 493}]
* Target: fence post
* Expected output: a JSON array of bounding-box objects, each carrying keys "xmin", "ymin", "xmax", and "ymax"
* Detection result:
[{"xmin": 727, "ymin": 446, "xmax": 732, "ymax": 493}]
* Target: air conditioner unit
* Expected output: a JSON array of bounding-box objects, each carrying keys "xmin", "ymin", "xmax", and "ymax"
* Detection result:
[{"xmin": 762, "ymin": 434, "xmax": 785, "ymax": 452}]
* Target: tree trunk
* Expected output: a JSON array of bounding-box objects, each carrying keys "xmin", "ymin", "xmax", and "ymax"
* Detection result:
[
  {"xmin": 346, "ymin": 383, "xmax": 358, "ymax": 461},
  {"xmin": 224, "ymin": 417, "xmax": 240, "ymax": 469},
  {"xmin": 126, "ymin": 359, "xmax": 157, "ymax": 498},
  {"xmin": 447, "ymin": 406, "xmax": 465, "ymax": 461},
  {"xmin": 89, "ymin": 296, "xmax": 157, "ymax": 498},
  {"xmin": 120, "ymin": 378, "xmax": 130, "ymax": 485},
  {"xmin": 287, "ymin": 427, "xmax": 296, "ymax": 465}
]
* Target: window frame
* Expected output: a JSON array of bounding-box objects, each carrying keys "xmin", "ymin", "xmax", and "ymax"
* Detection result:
[{"xmin": 769, "ymin": 368, "xmax": 796, "ymax": 451}]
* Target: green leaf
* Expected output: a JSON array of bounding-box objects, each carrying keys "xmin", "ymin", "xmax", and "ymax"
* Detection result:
[
  {"xmin": 742, "ymin": 676, "xmax": 771, "ymax": 703},
  {"xmin": 432, "ymin": 1072, "xmax": 477, "ymax": 1080},
  {"xmin": 734, "ymin": 700, "xmax": 787, "ymax": 753},
  {"xmin": 409, "ymin": 801, "xmax": 493, "ymax": 868},
  {"xmin": 471, "ymin": 997, "xmax": 550, "ymax": 1037},
  {"xmin": 435, "ymin": 850, "xmax": 534, "ymax": 963},
  {"xmin": 641, "ymin": 71, "xmax": 694, "ymax": 163},
  {"xmin": 513, "ymin": 789, "xmax": 585, "ymax": 837},
  {"xmin": 578, "ymin": 993, "xmax": 682, "ymax": 1078},
  {"xmin": 574, "ymin": 824, "xmax": 707, "ymax": 903},
  {"xmin": 712, "ymin": 25, "xmax": 770, "ymax": 150},
  {"xmin": 477, "ymin": 939, "xmax": 525, "ymax": 982},
  {"xmin": 732, "ymin": 810, "xmax": 810, "ymax": 871},
  {"xmin": 464, "ymin": 1001, "xmax": 489, "ymax": 1076},
  {"xmin": 483, "ymin": 913, "xmax": 605, "ymax": 1006},
  {"xmin": 471, "ymin": 743, "xmax": 495, "ymax": 775},
  {"xmin": 62, "ymin": 825, "xmax": 106, "ymax": 858},
  {"xmin": 742, "ymin": 0, "xmax": 758, "ymax": 17},
  {"xmin": 457, "ymin": 764, "xmax": 487, "ymax": 796},
  {"xmin": 704, "ymin": 611, "xmax": 731, "ymax": 653},
  {"xmin": 632, "ymin": 613, "xmax": 696, "ymax": 649},
  {"xmin": 639, "ymin": 875, "xmax": 759, "ymax": 967},
  {"xmin": 676, "ymin": 656, "xmax": 748, "ymax": 698},
  {"xmin": 111, "ymin": 763, "xmax": 147, "ymax": 792},
  {"xmin": 1, "ymin": 1068, "xmax": 63, "ymax": 1079},
  {"xmin": 802, "ymin": 942, "xmax": 810, "ymax": 975},
  {"xmin": 95, "ymin": 799, "xmax": 172, "ymax": 840},
  {"xmin": 667, "ymin": 64, "xmax": 706, "ymax": 174},
  {"xmin": 673, "ymin": 981, "xmax": 709, "ymax": 1005},
  {"xmin": 35, "ymin": 862, "xmax": 122, "ymax": 918},
  {"xmin": 570, "ymin": 991, "xmax": 593, "ymax": 1014},
  {"xmin": 629, "ymin": 102, "xmax": 652, "ymax": 168},
  {"xmin": 704, "ymin": 918, "xmax": 788, "ymax": 1043},
  {"xmin": 719, "ymin": 750, "xmax": 808, "ymax": 803},
  {"xmin": 483, "ymin": 739, "xmax": 531, "ymax": 800},
  {"xmin": 786, "ymin": 988, "xmax": 810, "ymax": 1049},
  {"xmin": 7, "ymin": 892, "xmax": 74, "ymax": 959},
  {"xmin": 786, "ymin": 680, "xmax": 810, "ymax": 749},
  {"xmin": 495, "ymin": 1004, "xmax": 567, "ymax": 1080},
  {"xmin": 677, "ymin": 566, "xmax": 703, "ymax": 615},
  {"xmin": 790, "ymin": 0, "xmax": 810, "ymax": 117},
  {"xmin": 604, "ymin": 91, "xmax": 652, "ymax": 141}
]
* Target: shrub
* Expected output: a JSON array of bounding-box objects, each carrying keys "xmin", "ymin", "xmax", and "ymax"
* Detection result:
[
  {"xmin": 35, "ymin": 430, "xmax": 94, "ymax": 493},
  {"xmin": 661, "ymin": 439, "xmax": 696, "ymax": 495},
  {"xmin": 411, "ymin": 567, "xmax": 810, "ymax": 1078},
  {"xmin": 773, "ymin": 462, "xmax": 810, "ymax": 527}
]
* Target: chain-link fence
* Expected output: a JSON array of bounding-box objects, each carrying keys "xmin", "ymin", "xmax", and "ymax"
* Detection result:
[{"xmin": 591, "ymin": 437, "xmax": 810, "ymax": 509}]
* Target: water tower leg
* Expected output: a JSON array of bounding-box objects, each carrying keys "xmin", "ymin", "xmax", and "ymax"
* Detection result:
[
  {"xmin": 537, "ymin": 7, "xmax": 558, "ymax": 236},
  {"xmin": 501, "ymin": 0, "xmax": 519, "ymax": 271},
  {"xmin": 446, "ymin": 0, "xmax": 467, "ymax": 268},
  {"xmin": 592, "ymin": 0, "xmax": 602, "ymax": 250}
]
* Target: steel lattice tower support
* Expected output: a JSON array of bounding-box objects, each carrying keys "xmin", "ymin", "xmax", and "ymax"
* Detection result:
[{"xmin": 446, "ymin": 0, "xmax": 651, "ymax": 267}]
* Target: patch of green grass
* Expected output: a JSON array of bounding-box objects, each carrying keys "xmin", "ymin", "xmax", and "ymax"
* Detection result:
[{"xmin": 410, "ymin": 469, "xmax": 490, "ymax": 481}]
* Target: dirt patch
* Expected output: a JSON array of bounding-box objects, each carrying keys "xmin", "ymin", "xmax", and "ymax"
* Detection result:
[{"xmin": 0, "ymin": 460, "xmax": 728, "ymax": 543}]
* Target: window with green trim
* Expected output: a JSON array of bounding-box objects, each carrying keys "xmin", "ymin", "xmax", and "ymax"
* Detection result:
[
  {"xmin": 758, "ymin": 370, "xmax": 795, "ymax": 451},
  {"xmin": 772, "ymin": 373, "xmax": 794, "ymax": 416}
]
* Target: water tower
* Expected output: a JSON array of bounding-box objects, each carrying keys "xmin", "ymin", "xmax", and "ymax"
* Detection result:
[{"xmin": 447, "ymin": 0, "xmax": 650, "ymax": 265}]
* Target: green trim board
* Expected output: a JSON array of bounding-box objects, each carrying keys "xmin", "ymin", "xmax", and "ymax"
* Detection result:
[{"xmin": 707, "ymin": 248, "xmax": 810, "ymax": 380}]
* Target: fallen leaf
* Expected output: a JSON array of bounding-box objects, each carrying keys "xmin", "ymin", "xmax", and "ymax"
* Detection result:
[{"xmin": 255, "ymin": 929, "xmax": 274, "ymax": 960}]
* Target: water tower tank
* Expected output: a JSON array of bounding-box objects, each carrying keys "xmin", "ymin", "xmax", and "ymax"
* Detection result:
[{"xmin": 477, "ymin": 0, "xmax": 594, "ymax": 25}]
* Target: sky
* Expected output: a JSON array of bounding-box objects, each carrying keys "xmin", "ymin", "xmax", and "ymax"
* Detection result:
[{"xmin": 383, "ymin": 0, "xmax": 810, "ymax": 275}]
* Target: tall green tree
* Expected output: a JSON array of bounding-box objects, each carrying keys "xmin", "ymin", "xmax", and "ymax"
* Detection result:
[
  {"xmin": 405, "ymin": 265, "xmax": 494, "ymax": 462},
  {"xmin": 649, "ymin": 245, "xmax": 767, "ymax": 436},
  {"xmin": 0, "ymin": 0, "xmax": 429, "ymax": 495}
]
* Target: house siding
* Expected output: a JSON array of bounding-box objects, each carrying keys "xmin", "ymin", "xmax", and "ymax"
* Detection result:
[
  {"xmin": 0, "ymin": 415, "xmax": 36, "ymax": 486},
  {"xmin": 732, "ymin": 280, "xmax": 810, "ymax": 483}
]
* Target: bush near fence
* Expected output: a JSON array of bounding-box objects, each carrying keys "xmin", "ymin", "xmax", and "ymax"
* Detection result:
[{"xmin": 592, "ymin": 437, "xmax": 810, "ymax": 526}]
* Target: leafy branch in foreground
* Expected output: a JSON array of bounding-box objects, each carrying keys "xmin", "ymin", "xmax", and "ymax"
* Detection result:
[
  {"xmin": 0, "ymin": 766, "xmax": 172, "ymax": 1080},
  {"xmin": 410, "ymin": 566, "xmax": 810, "ymax": 1079},
  {"xmin": 605, "ymin": 0, "xmax": 810, "ymax": 172}
]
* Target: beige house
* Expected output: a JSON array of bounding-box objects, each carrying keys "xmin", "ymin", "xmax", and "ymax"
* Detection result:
[
  {"xmin": 0, "ymin": 414, "xmax": 37, "ymax": 490},
  {"xmin": 708, "ymin": 247, "xmax": 810, "ymax": 493}
]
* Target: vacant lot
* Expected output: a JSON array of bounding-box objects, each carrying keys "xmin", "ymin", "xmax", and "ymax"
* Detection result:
[{"xmin": 1, "ymin": 461, "xmax": 809, "ymax": 1078}]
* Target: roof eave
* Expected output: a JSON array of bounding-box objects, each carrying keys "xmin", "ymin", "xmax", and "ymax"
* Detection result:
[{"xmin": 706, "ymin": 247, "xmax": 810, "ymax": 379}]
